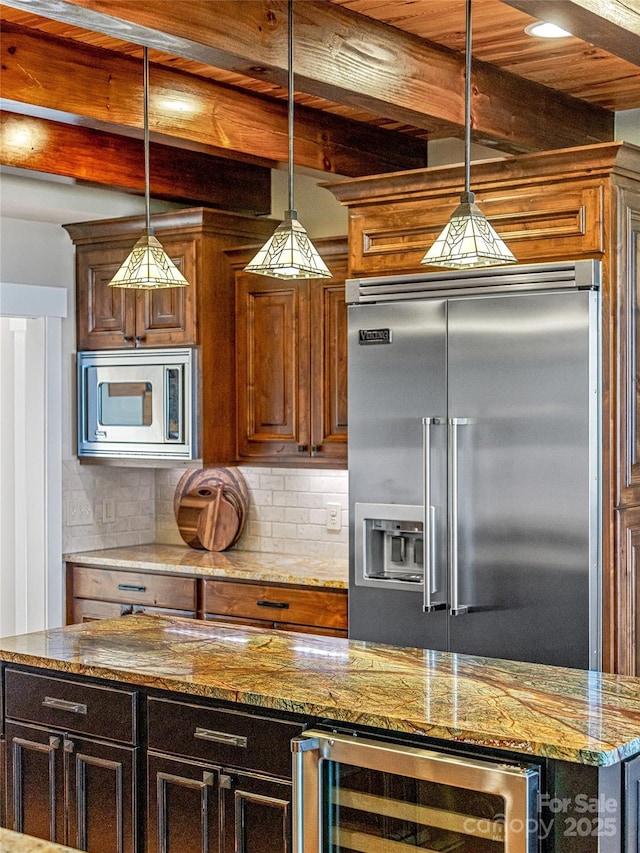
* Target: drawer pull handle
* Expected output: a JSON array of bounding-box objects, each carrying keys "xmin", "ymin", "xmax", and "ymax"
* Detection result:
[
  {"xmin": 118, "ymin": 583, "xmax": 146, "ymax": 593},
  {"xmin": 256, "ymin": 599, "xmax": 289, "ymax": 609},
  {"xmin": 194, "ymin": 727, "xmax": 247, "ymax": 748},
  {"xmin": 43, "ymin": 696, "xmax": 88, "ymax": 715}
]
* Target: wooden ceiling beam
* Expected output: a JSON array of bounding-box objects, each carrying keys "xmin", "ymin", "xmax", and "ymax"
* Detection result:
[
  {"xmin": 0, "ymin": 21, "xmax": 428, "ymax": 177},
  {"xmin": 0, "ymin": 0, "xmax": 614, "ymax": 154},
  {"xmin": 500, "ymin": 0, "xmax": 640, "ymax": 66},
  {"xmin": 0, "ymin": 110, "xmax": 273, "ymax": 213}
]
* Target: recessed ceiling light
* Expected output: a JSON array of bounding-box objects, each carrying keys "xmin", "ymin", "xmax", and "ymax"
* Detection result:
[{"xmin": 524, "ymin": 21, "xmax": 572, "ymax": 38}]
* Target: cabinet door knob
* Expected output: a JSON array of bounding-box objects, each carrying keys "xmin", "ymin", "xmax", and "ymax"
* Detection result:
[
  {"xmin": 123, "ymin": 335, "xmax": 133, "ymax": 343},
  {"xmin": 311, "ymin": 444, "xmax": 320, "ymax": 455},
  {"xmin": 135, "ymin": 335, "xmax": 145, "ymax": 344},
  {"xmin": 297, "ymin": 444, "xmax": 308, "ymax": 453}
]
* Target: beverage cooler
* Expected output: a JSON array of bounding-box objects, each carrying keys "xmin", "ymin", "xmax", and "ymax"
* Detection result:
[{"xmin": 292, "ymin": 730, "xmax": 540, "ymax": 852}]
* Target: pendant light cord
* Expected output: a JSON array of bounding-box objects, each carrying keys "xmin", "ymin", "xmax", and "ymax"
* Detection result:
[
  {"xmin": 464, "ymin": 0, "xmax": 472, "ymax": 198},
  {"xmin": 287, "ymin": 0, "xmax": 294, "ymax": 213},
  {"xmin": 143, "ymin": 46, "xmax": 151, "ymax": 234}
]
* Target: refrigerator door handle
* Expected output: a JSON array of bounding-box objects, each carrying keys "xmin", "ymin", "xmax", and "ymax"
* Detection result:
[
  {"xmin": 449, "ymin": 417, "xmax": 470, "ymax": 616},
  {"xmin": 422, "ymin": 418, "xmax": 446, "ymax": 612}
]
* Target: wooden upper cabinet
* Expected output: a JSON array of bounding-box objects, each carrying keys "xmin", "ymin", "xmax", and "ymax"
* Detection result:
[
  {"xmin": 232, "ymin": 238, "xmax": 348, "ymax": 467},
  {"xmin": 65, "ymin": 208, "xmax": 275, "ymax": 352},
  {"xmin": 325, "ymin": 143, "xmax": 640, "ymax": 278},
  {"xmin": 65, "ymin": 208, "xmax": 276, "ymax": 466},
  {"xmin": 73, "ymin": 233, "xmax": 196, "ymax": 350}
]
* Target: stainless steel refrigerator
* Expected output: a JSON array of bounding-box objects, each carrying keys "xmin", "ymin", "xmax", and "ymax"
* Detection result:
[{"xmin": 347, "ymin": 260, "xmax": 601, "ymax": 669}]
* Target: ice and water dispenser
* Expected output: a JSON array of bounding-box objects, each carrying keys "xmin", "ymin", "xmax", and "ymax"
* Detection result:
[{"xmin": 355, "ymin": 503, "xmax": 425, "ymax": 591}]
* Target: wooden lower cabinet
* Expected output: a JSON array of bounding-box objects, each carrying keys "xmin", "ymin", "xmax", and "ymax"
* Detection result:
[
  {"xmin": 147, "ymin": 753, "xmax": 221, "ymax": 853},
  {"xmin": 67, "ymin": 564, "xmax": 198, "ymax": 625},
  {"xmin": 223, "ymin": 771, "xmax": 291, "ymax": 853},
  {"xmin": 147, "ymin": 696, "xmax": 300, "ymax": 853},
  {"xmin": 3, "ymin": 669, "xmax": 139, "ymax": 852},
  {"xmin": 6, "ymin": 723, "xmax": 138, "ymax": 853},
  {"xmin": 147, "ymin": 755, "xmax": 291, "ymax": 853},
  {"xmin": 66, "ymin": 562, "xmax": 348, "ymax": 637},
  {"xmin": 203, "ymin": 578, "xmax": 348, "ymax": 637}
]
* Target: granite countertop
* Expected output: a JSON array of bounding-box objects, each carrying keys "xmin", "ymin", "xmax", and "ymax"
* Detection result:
[
  {"xmin": 63, "ymin": 544, "xmax": 348, "ymax": 589},
  {"xmin": 1, "ymin": 614, "xmax": 639, "ymax": 768},
  {"xmin": 0, "ymin": 829, "xmax": 80, "ymax": 852}
]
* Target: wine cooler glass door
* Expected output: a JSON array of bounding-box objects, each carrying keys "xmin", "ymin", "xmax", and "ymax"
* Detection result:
[{"xmin": 292, "ymin": 731, "xmax": 539, "ymax": 853}]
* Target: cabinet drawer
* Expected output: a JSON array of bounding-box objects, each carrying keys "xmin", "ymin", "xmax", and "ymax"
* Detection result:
[
  {"xmin": 4, "ymin": 669, "xmax": 137, "ymax": 744},
  {"xmin": 204, "ymin": 580, "xmax": 348, "ymax": 630},
  {"xmin": 71, "ymin": 598, "xmax": 197, "ymax": 624},
  {"xmin": 147, "ymin": 697, "xmax": 303, "ymax": 778},
  {"xmin": 70, "ymin": 564, "xmax": 197, "ymax": 611}
]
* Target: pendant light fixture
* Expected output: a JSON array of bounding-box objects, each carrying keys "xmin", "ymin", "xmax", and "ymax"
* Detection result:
[
  {"xmin": 109, "ymin": 47, "xmax": 189, "ymax": 289},
  {"xmin": 244, "ymin": 0, "xmax": 331, "ymax": 279},
  {"xmin": 421, "ymin": 0, "xmax": 516, "ymax": 270}
]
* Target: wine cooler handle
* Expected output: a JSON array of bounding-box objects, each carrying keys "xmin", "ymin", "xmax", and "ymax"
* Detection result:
[
  {"xmin": 422, "ymin": 418, "xmax": 445, "ymax": 613},
  {"xmin": 449, "ymin": 418, "xmax": 470, "ymax": 616},
  {"xmin": 291, "ymin": 735, "xmax": 320, "ymax": 754}
]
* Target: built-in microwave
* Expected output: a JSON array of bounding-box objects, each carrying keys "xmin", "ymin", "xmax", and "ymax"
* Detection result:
[{"xmin": 77, "ymin": 348, "xmax": 198, "ymax": 462}]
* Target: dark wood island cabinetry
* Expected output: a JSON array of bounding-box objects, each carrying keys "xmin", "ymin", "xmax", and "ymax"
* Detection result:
[
  {"xmin": 3, "ymin": 669, "xmax": 139, "ymax": 853},
  {"xmin": 2, "ymin": 615, "xmax": 640, "ymax": 853}
]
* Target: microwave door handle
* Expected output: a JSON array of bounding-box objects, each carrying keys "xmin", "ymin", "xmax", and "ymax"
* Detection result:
[{"xmin": 164, "ymin": 367, "xmax": 182, "ymax": 442}]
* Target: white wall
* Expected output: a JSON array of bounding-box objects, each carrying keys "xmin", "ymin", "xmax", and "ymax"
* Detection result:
[{"xmin": 615, "ymin": 110, "xmax": 640, "ymax": 146}]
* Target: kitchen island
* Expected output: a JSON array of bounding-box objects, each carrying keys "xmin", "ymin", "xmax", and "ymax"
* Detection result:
[{"xmin": 1, "ymin": 614, "xmax": 639, "ymax": 852}]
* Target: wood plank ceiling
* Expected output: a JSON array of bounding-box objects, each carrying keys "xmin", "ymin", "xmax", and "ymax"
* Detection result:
[{"xmin": 1, "ymin": 0, "xmax": 638, "ymax": 213}]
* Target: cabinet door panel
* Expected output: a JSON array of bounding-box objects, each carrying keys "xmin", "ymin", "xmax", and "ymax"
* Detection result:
[
  {"xmin": 224, "ymin": 772, "xmax": 291, "ymax": 853},
  {"xmin": 147, "ymin": 753, "xmax": 221, "ymax": 853},
  {"xmin": 4, "ymin": 721, "xmax": 65, "ymax": 844},
  {"xmin": 77, "ymin": 247, "xmax": 135, "ymax": 350},
  {"xmin": 67, "ymin": 736, "xmax": 138, "ymax": 853},
  {"xmin": 617, "ymin": 191, "xmax": 640, "ymax": 508},
  {"xmin": 135, "ymin": 238, "xmax": 197, "ymax": 346},
  {"xmin": 236, "ymin": 275, "xmax": 308, "ymax": 461},
  {"xmin": 615, "ymin": 506, "xmax": 640, "ymax": 676},
  {"xmin": 309, "ymin": 276, "xmax": 348, "ymax": 464}
]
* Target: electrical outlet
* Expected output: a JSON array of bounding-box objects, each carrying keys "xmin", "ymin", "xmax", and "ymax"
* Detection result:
[
  {"xmin": 67, "ymin": 499, "xmax": 94, "ymax": 527},
  {"xmin": 325, "ymin": 502, "xmax": 342, "ymax": 531},
  {"xmin": 102, "ymin": 498, "xmax": 116, "ymax": 524}
]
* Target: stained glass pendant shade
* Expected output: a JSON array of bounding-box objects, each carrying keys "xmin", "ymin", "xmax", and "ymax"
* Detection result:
[
  {"xmin": 421, "ymin": 0, "xmax": 516, "ymax": 270},
  {"xmin": 109, "ymin": 48, "xmax": 189, "ymax": 290},
  {"xmin": 244, "ymin": 0, "xmax": 330, "ymax": 280},
  {"xmin": 244, "ymin": 210, "xmax": 331, "ymax": 279}
]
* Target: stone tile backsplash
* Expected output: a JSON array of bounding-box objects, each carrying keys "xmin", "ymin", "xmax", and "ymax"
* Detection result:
[
  {"xmin": 155, "ymin": 467, "xmax": 349, "ymax": 559},
  {"xmin": 62, "ymin": 459, "xmax": 156, "ymax": 553},
  {"xmin": 63, "ymin": 463, "xmax": 348, "ymax": 560}
]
